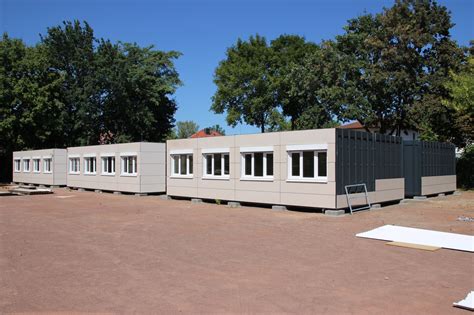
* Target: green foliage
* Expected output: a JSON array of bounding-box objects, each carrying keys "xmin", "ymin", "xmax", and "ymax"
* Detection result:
[
  {"xmin": 443, "ymin": 57, "xmax": 474, "ymax": 145},
  {"xmin": 0, "ymin": 21, "xmax": 181, "ymax": 181},
  {"xmin": 175, "ymin": 121, "xmax": 199, "ymax": 139},
  {"xmin": 212, "ymin": 35, "xmax": 277, "ymax": 133},
  {"xmin": 456, "ymin": 145, "xmax": 474, "ymax": 189},
  {"xmin": 331, "ymin": 0, "xmax": 465, "ymax": 142},
  {"xmin": 207, "ymin": 124, "xmax": 226, "ymax": 135}
]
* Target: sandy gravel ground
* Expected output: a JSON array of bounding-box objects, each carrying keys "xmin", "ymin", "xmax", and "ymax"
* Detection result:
[{"xmin": 0, "ymin": 189, "xmax": 473, "ymax": 314}]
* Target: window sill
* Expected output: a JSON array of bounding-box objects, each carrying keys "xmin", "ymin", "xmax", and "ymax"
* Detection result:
[
  {"xmin": 84, "ymin": 173, "xmax": 97, "ymax": 176},
  {"xmin": 33, "ymin": 171, "xmax": 41, "ymax": 173},
  {"xmin": 44, "ymin": 171, "xmax": 52, "ymax": 174},
  {"xmin": 14, "ymin": 171, "xmax": 21, "ymax": 173},
  {"xmin": 120, "ymin": 173, "xmax": 137, "ymax": 177},
  {"xmin": 202, "ymin": 176, "xmax": 230, "ymax": 180},
  {"xmin": 101, "ymin": 173, "xmax": 116, "ymax": 176},
  {"xmin": 286, "ymin": 178, "xmax": 328, "ymax": 183},
  {"xmin": 69, "ymin": 172, "xmax": 80, "ymax": 175},
  {"xmin": 170, "ymin": 175, "xmax": 194, "ymax": 179},
  {"xmin": 240, "ymin": 177, "xmax": 274, "ymax": 182}
]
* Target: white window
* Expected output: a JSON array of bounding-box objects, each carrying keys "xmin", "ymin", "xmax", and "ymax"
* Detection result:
[
  {"xmin": 287, "ymin": 150, "xmax": 327, "ymax": 182},
  {"xmin": 43, "ymin": 158, "xmax": 52, "ymax": 173},
  {"xmin": 33, "ymin": 159, "xmax": 41, "ymax": 173},
  {"xmin": 69, "ymin": 158, "xmax": 80, "ymax": 174},
  {"xmin": 121, "ymin": 156, "xmax": 137, "ymax": 175},
  {"xmin": 14, "ymin": 159, "xmax": 21, "ymax": 172},
  {"xmin": 241, "ymin": 152, "xmax": 273, "ymax": 180},
  {"xmin": 203, "ymin": 153, "xmax": 229, "ymax": 179},
  {"xmin": 23, "ymin": 159, "xmax": 30, "ymax": 172},
  {"xmin": 84, "ymin": 157, "xmax": 97, "ymax": 174},
  {"xmin": 171, "ymin": 154, "xmax": 193, "ymax": 177},
  {"xmin": 101, "ymin": 156, "xmax": 115, "ymax": 175}
]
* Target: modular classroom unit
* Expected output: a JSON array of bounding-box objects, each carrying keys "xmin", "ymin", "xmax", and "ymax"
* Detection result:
[
  {"xmin": 13, "ymin": 149, "xmax": 67, "ymax": 186},
  {"xmin": 166, "ymin": 128, "xmax": 407, "ymax": 209},
  {"xmin": 66, "ymin": 142, "xmax": 166, "ymax": 194}
]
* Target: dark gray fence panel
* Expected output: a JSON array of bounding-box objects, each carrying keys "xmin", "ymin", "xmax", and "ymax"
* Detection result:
[
  {"xmin": 403, "ymin": 140, "xmax": 456, "ymax": 197},
  {"xmin": 336, "ymin": 129, "xmax": 403, "ymax": 195}
]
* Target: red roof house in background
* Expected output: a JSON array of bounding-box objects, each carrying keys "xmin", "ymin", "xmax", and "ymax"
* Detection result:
[{"xmin": 190, "ymin": 128, "xmax": 223, "ymax": 138}]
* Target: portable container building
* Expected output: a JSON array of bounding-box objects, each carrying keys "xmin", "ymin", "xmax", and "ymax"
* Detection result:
[
  {"xmin": 166, "ymin": 128, "xmax": 406, "ymax": 209},
  {"xmin": 13, "ymin": 149, "xmax": 67, "ymax": 186},
  {"xmin": 66, "ymin": 142, "xmax": 166, "ymax": 194},
  {"xmin": 403, "ymin": 140, "xmax": 456, "ymax": 197}
]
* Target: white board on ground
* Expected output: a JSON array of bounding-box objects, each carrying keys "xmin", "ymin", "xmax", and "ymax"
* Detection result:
[
  {"xmin": 356, "ymin": 225, "xmax": 474, "ymax": 252},
  {"xmin": 454, "ymin": 291, "xmax": 474, "ymax": 311}
]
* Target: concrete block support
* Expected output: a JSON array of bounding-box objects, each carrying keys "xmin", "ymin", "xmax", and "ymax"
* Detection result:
[
  {"xmin": 135, "ymin": 193, "xmax": 147, "ymax": 197},
  {"xmin": 325, "ymin": 210, "xmax": 345, "ymax": 216},
  {"xmin": 227, "ymin": 202, "xmax": 241, "ymax": 208},
  {"xmin": 370, "ymin": 204, "xmax": 381, "ymax": 210},
  {"xmin": 113, "ymin": 191, "xmax": 122, "ymax": 195},
  {"xmin": 191, "ymin": 198, "xmax": 202, "ymax": 204},
  {"xmin": 413, "ymin": 196, "xmax": 427, "ymax": 200},
  {"xmin": 78, "ymin": 188, "xmax": 86, "ymax": 192},
  {"xmin": 438, "ymin": 193, "xmax": 446, "ymax": 197},
  {"xmin": 159, "ymin": 195, "xmax": 172, "ymax": 200},
  {"xmin": 453, "ymin": 191, "xmax": 462, "ymax": 196},
  {"xmin": 94, "ymin": 189, "xmax": 102, "ymax": 193},
  {"xmin": 272, "ymin": 205, "xmax": 287, "ymax": 211}
]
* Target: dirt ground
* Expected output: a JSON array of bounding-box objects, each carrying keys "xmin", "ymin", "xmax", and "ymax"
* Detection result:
[{"xmin": 0, "ymin": 189, "xmax": 473, "ymax": 314}]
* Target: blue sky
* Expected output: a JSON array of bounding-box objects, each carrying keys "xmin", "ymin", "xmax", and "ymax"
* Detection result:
[{"xmin": 1, "ymin": 0, "xmax": 473, "ymax": 135}]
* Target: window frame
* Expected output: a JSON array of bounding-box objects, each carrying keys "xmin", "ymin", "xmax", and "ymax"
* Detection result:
[
  {"xmin": 69, "ymin": 157, "xmax": 80, "ymax": 174},
  {"xmin": 202, "ymin": 152, "xmax": 230, "ymax": 180},
  {"xmin": 101, "ymin": 156, "xmax": 116, "ymax": 176},
  {"xmin": 14, "ymin": 159, "xmax": 21, "ymax": 172},
  {"xmin": 23, "ymin": 158, "xmax": 31, "ymax": 172},
  {"xmin": 83, "ymin": 156, "xmax": 97, "ymax": 175},
  {"xmin": 43, "ymin": 158, "xmax": 52, "ymax": 174},
  {"xmin": 171, "ymin": 154, "xmax": 193, "ymax": 178},
  {"xmin": 240, "ymin": 151, "xmax": 274, "ymax": 181},
  {"xmin": 120, "ymin": 155, "xmax": 138, "ymax": 176},
  {"xmin": 287, "ymin": 150, "xmax": 328, "ymax": 182},
  {"xmin": 32, "ymin": 158, "xmax": 41, "ymax": 173}
]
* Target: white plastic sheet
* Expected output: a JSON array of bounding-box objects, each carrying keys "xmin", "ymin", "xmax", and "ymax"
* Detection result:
[
  {"xmin": 356, "ymin": 225, "xmax": 474, "ymax": 252},
  {"xmin": 454, "ymin": 291, "xmax": 474, "ymax": 311}
]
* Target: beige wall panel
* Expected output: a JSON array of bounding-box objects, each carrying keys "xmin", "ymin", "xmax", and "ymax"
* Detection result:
[
  {"xmin": 375, "ymin": 189, "xmax": 404, "ymax": 203},
  {"xmin": 234, "ymin": 180, "xmax": 280, "ymax": 192},
  {"xmin": 234, "ymin": 133, "xmax": 280, "ymax": 147},
  {"xmin": 199, "ymin": 179, "xmax": 234, "ymax": 190},
  {"xmin": 422, "ymin": 182, "xmax": 456, "ymax": 196},
  {"xmin": 198, "ymin": 188, "xmax": 235, "ymax": 200},
  {"xmin": 280, "ymin": 181, "xmax": 336, "ymax": 195},
  {"xmin": 280, "ymin": 128, "xmax": 336, "ymax": 145},
  {"xmin": 421, "ymin": 175, "xmax": 456, "ymax": 186},
  {"xmin": 167, "ymin": 186, "xmax": 197, "ymax": 197},
  {"xmin": 375, "ymin": 178, "xmax": 405, "ymax": 191},
  {"xmin": 168, "ymin": 178, "xmax": 197, "ymax": 188},
  {"xmin": 281, "ymin": 193, "xmax": 336, "ymax": 209},
  {"xmin": 235, "ymin": 190, "xmax": 280, "ymax": 204}
]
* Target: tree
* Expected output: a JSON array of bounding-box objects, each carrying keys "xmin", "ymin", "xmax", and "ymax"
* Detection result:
[
  {"xmin": 207, "ymin": 124, "xmax": 226, "ymax": 135},
  {"xmin": 442, "ymin": 57, "xmax": 474, "ymax": 145},
  {"xmin": 175, "ymin": 121, "xmax": 199, "ymax": 139},
  {"xmin": 0, "ymin": 21, "xmax": 181, "ymax": 182},
  {"xmin": 212, "ymin": 35, "xmax": 278, "ymax": 133},
  {"xmin": 331, "ymin": 0, "xmax": 465, "ymax": 141},
  {"xmin": 270, "ymin": 35, "xmax": 326, "ymax": 130}
]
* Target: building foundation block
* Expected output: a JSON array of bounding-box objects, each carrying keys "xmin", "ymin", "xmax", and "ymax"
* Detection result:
[
  {"xmin": 191, "ymin": 198, "xmax": 202, "ymax": 204},
  {"xmin": 94, "ymin": 189, "xmax": 102, "ymax": 193},
  {"xmin": 113, "ymin": 191, "xmax": 122, "ymax": 195},
  {"xmin": 325, "ymin": 210, "xmax": 345, "ymax": 216},
  {"xmin": 272, "ymin": 205, "xmax": 287, "ymax": 211},
  {"xmin": 77, "ymin": 188, "xmax": 86, "ymax": 192},
  {"xmin": 159, "ymin": 195, "xmax": 172, "ymax": 200},
  {"xmin": 370, "ymin": 204, "xmax": 381, "ymax": 210},
  {"xmin": 227, "ymin": 202, "xmax": 241, "ymax": 208},
  {"xmin": 135, "ymin": 193, "xmax": 147, "ymax": 196},
  {"xmin": 413, "ymin": 196, "xmax": 427, "ymax": 200}
]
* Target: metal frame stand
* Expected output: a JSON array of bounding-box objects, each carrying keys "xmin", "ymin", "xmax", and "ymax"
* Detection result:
[{"xmin": 345, "ymin": 183, "xmax": 371, "ymax": 214}]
